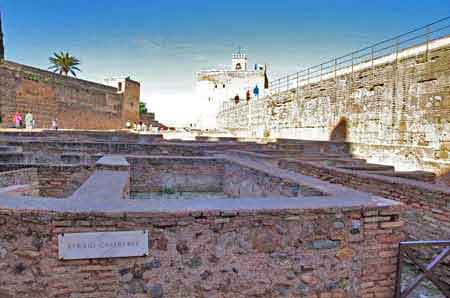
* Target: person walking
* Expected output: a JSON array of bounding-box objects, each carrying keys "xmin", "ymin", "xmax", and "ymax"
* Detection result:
[
  {"xmin": 253, "ymin": 85, "xmax": 260, "ymax": 100},
  {"xmin": 25, "ymin": 112, "xmax": 33, "ymax": 130},
  {"xmin": 13, "ymin": 112, "xmax": 22, "ymax": 128},
  {"xmin": 52, "ymin": 118, "xmax": 59, "ymax": 130}
]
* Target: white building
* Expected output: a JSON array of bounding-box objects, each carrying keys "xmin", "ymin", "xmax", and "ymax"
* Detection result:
[{"xmin": 195, "ymin": 52, "xmax": 268, "ymax": 129}]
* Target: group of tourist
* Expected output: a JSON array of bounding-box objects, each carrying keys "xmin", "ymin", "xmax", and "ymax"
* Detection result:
[
  {"xmin": 13, "ymin": 112, "xmax": 59, "ymax": 130},
  {"xmin": 13, "ymin": 111, "xmax": 34, "ymax": 129},
  {"xmin": 234, "ymin": 84, "xmax": 260, "ymax": 104},
  {"xmin": 125, "ymin": 120, "xmax": 157, "ymax": 132}
]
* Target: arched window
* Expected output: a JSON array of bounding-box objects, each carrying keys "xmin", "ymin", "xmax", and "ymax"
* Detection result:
[{"xmin": 235, "ymin": 63, "xmax": 242, "ymax": 70}]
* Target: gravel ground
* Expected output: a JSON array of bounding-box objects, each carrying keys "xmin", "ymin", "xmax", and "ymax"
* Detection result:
[{"xmin": 401, "ymin": 264, "xmax": 446, "ymax": 298}]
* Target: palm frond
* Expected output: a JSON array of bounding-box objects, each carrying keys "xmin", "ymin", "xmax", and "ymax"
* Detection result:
[{"xmin": 48, "ymin": 51, "xmax": 81, "ymax": 77}]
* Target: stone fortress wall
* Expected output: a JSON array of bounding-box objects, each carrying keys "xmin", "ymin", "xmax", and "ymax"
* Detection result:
[
  {"xmin": 0, "ymin": 61, "xmax": 140, "ymax": 129},
  {"xmin": 217, "ymin": 36, "xmax": 450, "ymax": 177}
]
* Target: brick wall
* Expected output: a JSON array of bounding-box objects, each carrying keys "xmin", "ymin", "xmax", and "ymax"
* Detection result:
[
  {"xmin": 37, "ymin": 165, "xmax": 93, "ymax": 198},
  {"xmin": 223, "ymin": 160, "xmax": 325, "ymax": 197},
  {"xmin": 0, "ymin": 205, "xmax": 403, "ymax": 298},
  {"xmin": 122, "ymin": 78, "xmax": 140, "ymax": 125},
  {"xmin": 218, "ymin": 38, "xmax": 450, "ymax": 175},
  {"xmin": 0, "ymin": 61, "xmax": 140, "ymax": 129},
  {"xmin": 279, "ymin": 158, "xmax": 450, "ymax": 283},
  {"xmin": 128, "ymin": 157, "xmax": 225, "ymax": 193},
  {"xmin": 0, "ymin": 168, "xmax": 39, "ymax": 196}
]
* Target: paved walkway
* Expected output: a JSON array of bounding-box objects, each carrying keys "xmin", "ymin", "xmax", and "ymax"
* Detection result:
[{"xmin": 70, "ymin": 170, "xmax": 129, "ymax": 202}]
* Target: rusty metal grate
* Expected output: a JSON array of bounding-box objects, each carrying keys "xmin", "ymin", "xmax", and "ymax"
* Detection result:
[{"xmin": 395, "ymin": 240, "xmax": 450, "ymax": 298}]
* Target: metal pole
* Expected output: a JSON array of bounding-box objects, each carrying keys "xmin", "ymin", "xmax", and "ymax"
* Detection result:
[
  {"xmin": 334, "ymin": 59, "xmax": 337, "ymax": 81},
  {"xmin": 307, "ymin": 68, "xmax": 310, "ymax": 85},
  {"xmin": 320, "ymin": 64, "xmax": 323, "ymax": 83},
  {"xmin": 425, "ymin": 25, "xmax": 431, "ymax": 62},
  {"xmin": 395, "ymin": 37, "xmax": 399, "ymax": 65},
  {"xmin": 351, "ymin": 53, "xmax": 354, "ymax": 79},
  {"xmin": 351, "ymin": 53, "xmax": 354, "ymax": 87},
  {"xmin": 395, "ymin": 246, "xmax": 402, "ymax": 298},
  {"xmin": 371, "ymin": 46, "xmax": 375, "ymax": 81}
]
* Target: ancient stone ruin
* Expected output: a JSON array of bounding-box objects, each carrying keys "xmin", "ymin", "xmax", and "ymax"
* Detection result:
[
  {"xmin": 0, "ymin": 8, "xmax": 449, "ymax": 298},
  {"xmin": 0, "ymin": 130, "xmax": 447, "ymax": 297}
]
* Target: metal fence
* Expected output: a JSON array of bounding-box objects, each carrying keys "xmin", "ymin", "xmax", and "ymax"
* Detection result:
[
  {"xmin": 395, "ymin": 240, "xmax": 450, "ymax": 298},
  {"xmin": 269, "ymin": 16, "xmax": 450, "ymax": 94}
]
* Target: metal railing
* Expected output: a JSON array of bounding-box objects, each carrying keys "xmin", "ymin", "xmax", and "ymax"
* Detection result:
[
  {"xmin": 395, "ymin": 240, "xmax": 450, "ymax": 298},
  {"xmin": 269, "ymin": 16, "xmax": 450, "ymax": 94}
]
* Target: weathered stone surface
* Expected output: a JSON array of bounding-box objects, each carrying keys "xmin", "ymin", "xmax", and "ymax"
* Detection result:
[
  {"xmin": 145, "ymin": 284, "xmax": 163, "ymax": 298},
  {"xmin": 306, "ymin": 240, "xmax": 340, "ymax": 250},
  {"xmin": 218, "ymin": 39, "xmax": 450, "ymax": 179},
  {"xmin": 0, "ymin": 206, "xmax": 403, "ymax": 298},
  {"xmin": 336, "ymin": 247, "xmax": 356, "ymax": 261}
]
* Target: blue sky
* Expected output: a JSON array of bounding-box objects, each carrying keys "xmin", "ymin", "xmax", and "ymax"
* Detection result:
[{"xmin": 2, "ymin": 0, "xmax": 450, "ymax": 124}]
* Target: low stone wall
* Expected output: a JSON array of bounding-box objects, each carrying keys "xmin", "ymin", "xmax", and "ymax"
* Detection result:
[
  {"xmin": 279, "ymin": 158, "xmax": 450, "ymax": 283},
  {"xmin": 0, "ymin": 168, "xmax": 39, "ymax": 196},
  {"xmin": 0, "ymin": 204, "xmax": 404, "ymax": 298},
  {"xmin": 128, "ymin": 156, "xmax": 326, "ymax": 198},
  {"xmin": 1, "ymin": 140, "xmax": 255, "ymax": 156},
  {"xmin": 37, "ymin": 165, "xmax": 93, "ymax": 198},
  {"xmin": 128, "ymin": 157, "xmax": 225, "ymax": 193},
  {"xmin": 0, "ymin": 165, "xmax": 92, "ymax": 198},
  {"xmin": 0, "ymin": 130, "xmax": 164, "ymax": 143},
  {"xmin": 224, "ymin": 160, "xmax": 325, "ymax": 197}
]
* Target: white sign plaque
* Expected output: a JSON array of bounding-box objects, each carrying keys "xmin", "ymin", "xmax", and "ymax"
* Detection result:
[{"xmin": 58, "ymin": 230, "xmax": 149, "ymax": 260}]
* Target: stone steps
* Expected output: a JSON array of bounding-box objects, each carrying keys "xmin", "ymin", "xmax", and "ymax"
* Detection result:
[
  {"xmin": 0, "ymin": 145, "xmax": 23, "ymax": 153},
  {"xmin": 336, "ymin": 163, "xmax": 395, "ymax": 171},
  {"xmin": 372, "ymin": 170, "xmax": 436, "ymax": 182}
]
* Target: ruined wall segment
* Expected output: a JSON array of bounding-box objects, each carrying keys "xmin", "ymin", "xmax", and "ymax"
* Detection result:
[
  {"xmin": 218, "ymin": 37, "xmax": 450, "ymax": 175},
  {"xmin": 0, "ymin": 205, "xmax": 403, "ymax": 298},
  {"xmin": 0, "ymin": 61, "xmax": 140, "ymax": 129}
]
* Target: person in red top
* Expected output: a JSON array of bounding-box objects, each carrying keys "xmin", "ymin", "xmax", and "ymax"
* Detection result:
[{"xmin": 13, "ymin": 112, "xmax": 22, "ymax": 128}]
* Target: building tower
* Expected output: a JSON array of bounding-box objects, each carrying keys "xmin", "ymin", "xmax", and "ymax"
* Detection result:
[
  {"xmin": 196, "ymin": 51, "xmax": 267, "ymax": 129},
  {"xmin": 0, "ymin": 11, "xmax": 4, "ymax": 60},
  {"xmin": 232, "ymin": 52, "xmax": 247, "ymax": 71}
]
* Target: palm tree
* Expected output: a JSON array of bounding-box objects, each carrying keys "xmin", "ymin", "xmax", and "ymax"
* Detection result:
[
  {"xmin": 139, "ymin": 102, "xmax": 148, "ymax": 115},
  {"xmin": 48, "ymin": 52, "xmax": 81, "ymax": 76}
]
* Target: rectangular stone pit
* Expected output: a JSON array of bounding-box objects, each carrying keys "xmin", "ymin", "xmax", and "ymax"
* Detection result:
[{"xmin": 127, "ymin": 156, "xmax": 326, "ymax": 199}]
